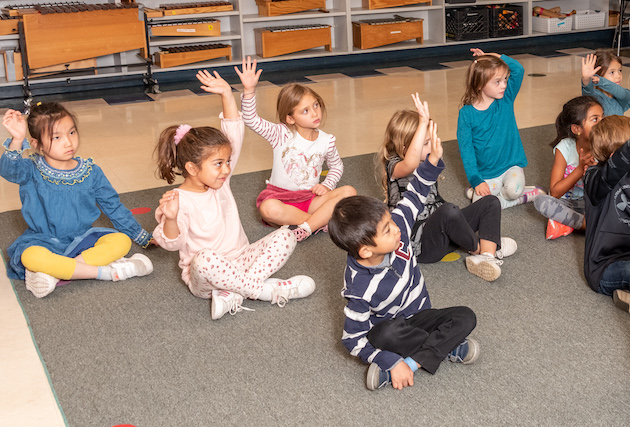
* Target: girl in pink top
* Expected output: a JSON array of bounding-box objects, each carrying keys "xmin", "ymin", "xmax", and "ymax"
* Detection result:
[
  {"xmin": 152, "ymin": 70, "xmax": 315, "ymax": 320},
  {"xmin": 237, "ymin": 57, "xmax": 356, "ymax": 241}
]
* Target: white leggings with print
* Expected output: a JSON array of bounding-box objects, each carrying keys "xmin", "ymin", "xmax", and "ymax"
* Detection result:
[
  {"xmin": 188, "ymin": 228, "xmax": 297, "ymax": 300},
  {"xmin": 472, "ymin": 166, "xmax": 525, "ymax": 209}
]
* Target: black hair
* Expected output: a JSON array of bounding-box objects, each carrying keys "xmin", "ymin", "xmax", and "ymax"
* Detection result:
[
  {"xmin": 328, "ymin": 196, "xmax": 388, "ymax": 259},
  {"xmin": 551, "ymin": 96, "xmax": 601, "ymax": 147}
]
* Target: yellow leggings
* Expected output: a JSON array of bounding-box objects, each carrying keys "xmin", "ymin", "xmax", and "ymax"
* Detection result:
[{"xmin": 21, "ymin": 233, "xmax": 132, "ymax": 280}]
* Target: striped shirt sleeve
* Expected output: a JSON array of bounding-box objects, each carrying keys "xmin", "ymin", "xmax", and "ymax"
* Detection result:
[
  {"xmin": 321, "ymin": 135, "xmax": 343, "ymax": 190},
  {"xmin": 240, "ymin": 94, "xmax": 284, "ymax": 149}
]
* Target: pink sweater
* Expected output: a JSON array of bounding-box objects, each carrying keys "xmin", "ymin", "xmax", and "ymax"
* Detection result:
[{"xmin": 153, "ymin": 115, "xmax": 249, "ymax": 286}]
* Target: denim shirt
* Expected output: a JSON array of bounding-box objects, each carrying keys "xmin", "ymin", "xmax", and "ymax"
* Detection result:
[{"xmin": 1, "ymin": 138, "xmax": 151, "ymax": 278}]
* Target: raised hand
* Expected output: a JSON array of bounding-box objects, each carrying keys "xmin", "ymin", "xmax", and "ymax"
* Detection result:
[
  {"xmin": 2, "ymin": 109, "xmax": 27, "ymax": 142},
  {"xmin": 470, "ymin": 48, "xmax": 485, "ymax": 57},
  {"xmin": 411, "ymin": 92, "xmax": 430, "ymax": 125},
  {"xmin": 196, "ymin": 69, "xmax": 232, "ymax": 96},
  {"xmin": 427, "ymin": 120, "xmax": 443, "ymax": 166},
  {"xmin": 235, "ymin": 56, "xmax": 262, "ymax": 96},
  {"xmin": 582, "ymin": 54, "xmax": 601, "ymax": 85}
]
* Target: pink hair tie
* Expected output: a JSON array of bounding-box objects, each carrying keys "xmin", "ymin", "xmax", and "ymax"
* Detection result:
[{"xmin": 174, "ymin": 124, "xmax": 192, "ymax": 145}]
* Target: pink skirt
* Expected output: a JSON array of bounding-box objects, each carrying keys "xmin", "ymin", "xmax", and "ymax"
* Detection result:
[{"xmin": 256, "ymin": 183, "xmax": 315, "ymax": 212}]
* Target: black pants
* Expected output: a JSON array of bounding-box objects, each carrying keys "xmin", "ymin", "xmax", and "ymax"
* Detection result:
[
  {"xmin": 418, "ymin": 196, "xmax": 501, "ymax": 263},
  {"xmin": 367, "ymin": 306, "xmax": 476, "ymax": 374}
]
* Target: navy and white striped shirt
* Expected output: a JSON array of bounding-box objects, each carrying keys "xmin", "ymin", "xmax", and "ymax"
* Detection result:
[{"xmin": 341, "ymin": 159, "xmax": 444, "ymax": 371}]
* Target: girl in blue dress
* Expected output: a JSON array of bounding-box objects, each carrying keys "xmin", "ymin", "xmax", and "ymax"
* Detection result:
[{"xmin": 1, "ymin": 102, "xmax": 153, "ymax": 298}]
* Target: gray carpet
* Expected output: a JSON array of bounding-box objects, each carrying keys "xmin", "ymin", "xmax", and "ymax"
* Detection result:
[{"xmin": 2, "ymin": 124, "xmax": 630, "ymax": 427}]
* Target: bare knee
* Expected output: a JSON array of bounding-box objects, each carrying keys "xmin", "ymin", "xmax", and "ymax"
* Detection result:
[{"xmin": 333, "ymin": 185, "xmax": 357, "ymax": 200}]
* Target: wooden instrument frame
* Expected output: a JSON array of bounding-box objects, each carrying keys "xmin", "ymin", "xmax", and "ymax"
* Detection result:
[
  {"xmin": 362, "ymin": 0, "xmax": 431, "ymax": 10},
  {"xmin": 154, "ymin": 45, "xmax": 232, "ymax": 68},
  {"xmin": 22, "ymin": 8, "xmax": 147, "ymax": 69},
  {"xmin": 353, "ymin": 19, "xmax": 423, "ymax": 49},
  {"xmin": 255, "ymin": 26, "xmax": 332, "ymax": 58},
  {"xmin": 150, "ymin": 20, "xmax": 221, "ymax": 37},
  {"xmin": 255, "ymin": 0, "xmax": 327, "ymax": 17},
  {"xmin": 160, "ymin": 3, "xmax": 233, "ymax": 16}
]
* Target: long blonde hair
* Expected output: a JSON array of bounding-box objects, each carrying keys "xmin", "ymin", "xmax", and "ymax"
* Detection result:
[
  {"xmin": 376, "ymin": 109, "xmax": 420, "ymax": 195},
  {"xmin": 461, "ymin": 55, "xmax": 510, "ymax": 106}
]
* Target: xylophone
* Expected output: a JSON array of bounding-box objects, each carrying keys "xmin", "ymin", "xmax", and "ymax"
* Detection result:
[
  {"xmin": 18, "ymin": 3, "xmax": 146, "ymax": 69},
  {"xmin": 3, "ymin": 2, "xmax": 138, "ymax": 15},
  {"xmin": 255, "ymin": 0, "xmax": 327, "ymax": 17},
  {"xmin": 150, "ymin": 18, "xmax": 221, "ymax": 37},
  {"xmin": 363, "ymin": 0, "xmax": 431, "ymax": 10},
  {"xmin": 147, "ymin": 2, "xmax": 233, "ymax": 17},
  {"xmin": 353, "ymin": 15, "xmax": 423, "ymax": 49},
  {"xmin": 254, "ymin": 24, "xmax": 331, "ymax": 58},
  {"xmin": 0, "ymin": 14, "xmax": 19, "ymax": 35},
  {"xmin": 153, "ymin": 43, "xmax": 232, "ymax": 68}
]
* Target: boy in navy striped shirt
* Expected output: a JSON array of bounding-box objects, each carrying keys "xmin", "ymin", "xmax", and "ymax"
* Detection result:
[{"xmin": 329, "ymin": 121, "xmax": 479, "ymax": 390}]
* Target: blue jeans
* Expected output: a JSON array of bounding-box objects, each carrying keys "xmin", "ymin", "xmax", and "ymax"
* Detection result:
[{"xmin": 599, "ymin": 260, "xmax": 630, "ymax": 296}]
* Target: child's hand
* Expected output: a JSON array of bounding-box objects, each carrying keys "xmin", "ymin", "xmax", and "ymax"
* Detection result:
[
  {"xmin": 390, "ymin": 362, "xmax": 414, "ymax": 390},
  {"xmin": 235, "ymin": 56, "xmax": 262, "ymax": 96},
  {"xmin": 310, "ymin": 183, "xmax": 330, "ymax": 196},
  {"xmin": 426, "ymin": 120, "xmax": 442, "ymax": 166},
  {"xmin": 578, "ymin": 148, "xmax": 596, "ymax": 174},
  {"xmin": 582, "ymin": 54, "xmax": 601, "ymax": 85},
  {"xmin": 158, "ymin": 189, "xmax": 180, "ymax": 221},
  {"xmin": 475, "ymin": 182, "xmax": 491, "ymax": 197},
  {"xmin": 411, "ymin": 92, "xmax": 430, "ymax": 125},
  {"xmin": 471, "ymin": 48, "xmax": 500, "ymax": 59},
  {"xmin": 2, "ymin": 109, "xmax": 27, "ymax": 142},
  {"xmin": 197, "ymin": 70, "xmax": 232, "ymax": 96}
]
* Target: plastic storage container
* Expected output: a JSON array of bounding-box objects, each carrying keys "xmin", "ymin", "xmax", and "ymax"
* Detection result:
[
  {"xmin": 446, "ymin": 7, "xmax": 489, "ymax": 41},
  {"xmin": 531, "ymin": 14, "xmax": 573, "ymax": 34},
  {"xmin": 488, "ymin": 4, "xmax": 523, "ymax": 38},
  {"xmin": 572, "ymin": 10, "xmax": 606, "ymax": 30}
]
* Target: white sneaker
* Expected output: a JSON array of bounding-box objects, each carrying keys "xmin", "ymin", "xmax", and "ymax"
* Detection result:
[
  {"xmin": 211, "ymin": 290, "xmax": 250, "ymax": 320},
  {"xmin": 110, "ymin": 253, "xmax": 153, "ymax": 281},
  {"xmin": 465, "ymin": 187, "xmax": 474, "ymax": 200},
  {"xmin": 465, "ymin": 253, "xmax": 502, "ymax": 282},
  {"xmin": 267, "ymin": 275, "xmax": 316, "ymax": 307},
  {"xmin": 495, "ymin": 237, "xmax": 517, "ymax": 259},
  {"xmin": 25, "ymin": 269, "xmax": 58, "ymax": 298}
]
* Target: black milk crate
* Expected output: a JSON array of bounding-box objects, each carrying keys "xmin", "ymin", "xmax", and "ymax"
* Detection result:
[
  {"xmin": 446, "ymin": 7, "xmax": 489, "ymax": 41},
  {"xmin": 488, "ymin": 4, "xmax": 523, "ymax": 38}
]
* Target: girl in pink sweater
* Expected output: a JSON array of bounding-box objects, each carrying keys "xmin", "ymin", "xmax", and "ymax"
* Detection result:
[{"xmin": 152, "ymin": 69, "xmax": 315, "ymax": 320}]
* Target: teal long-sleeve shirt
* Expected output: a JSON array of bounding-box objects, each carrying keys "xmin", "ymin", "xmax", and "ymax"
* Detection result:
[
  {"xmin": 582, "ymin": 77, "xmax": 630, "ymax": 117},
  {"xmin": 456, "ymin": 54, "xmax": 527, "ymax": 188}
]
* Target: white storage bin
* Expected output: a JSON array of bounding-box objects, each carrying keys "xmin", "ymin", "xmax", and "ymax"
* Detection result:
[
  {"xmin": 531, "ymin": 14, "xmax": 573, "ymax": 34},
  {"xmin": 572, "ymin": 10, "xmax": 606, "ymax": 30}
]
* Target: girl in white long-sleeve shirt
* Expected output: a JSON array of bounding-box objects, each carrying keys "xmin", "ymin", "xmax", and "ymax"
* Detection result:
[
  {"xmin": 152, "ymin": 69, "xmax": 315, "ymax": 320},
  {"xmin": 237, "ymin": 57, "xmax": 356, "ymax": 241}
]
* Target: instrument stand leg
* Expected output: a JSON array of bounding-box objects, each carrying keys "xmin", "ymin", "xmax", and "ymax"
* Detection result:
[{"xmin": 143, "ymin": 73, "xmax": 160, "ymax": 94}]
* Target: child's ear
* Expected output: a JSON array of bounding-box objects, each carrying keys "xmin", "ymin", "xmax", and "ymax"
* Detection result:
[
  {"xmin": 571, "ymin": 124, "xmax": 582, "ymax": 136},
  {"xmin": 285, "ymin": 114, "xmax": 295, "ymax": 125},
  {"xmin": 184, "ymin": 161, "xmax": 199, "ymax": 176},
  {"xmin": 358, "ymin": 245, "xmax": 372, "ymax": 260}
]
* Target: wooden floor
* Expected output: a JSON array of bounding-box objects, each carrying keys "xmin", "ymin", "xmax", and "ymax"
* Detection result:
[{"xmin": 0, "ymin": 46, "xmax": 620, "ymax": 424}]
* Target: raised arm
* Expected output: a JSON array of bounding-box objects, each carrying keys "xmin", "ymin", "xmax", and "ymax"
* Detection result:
[
  {"xmin": 235, "ymin": 56, "xmax": 262, "ymax": 100},
  {"xmin": 581, "ymin": 54, "xmax": 601, "ymax": 87},
  {"xmin": 2, "ymin": 109, "xmax": 27, "ymax": 150},
  {"xmin": 391, "ymin": 93, "xmax": 431, "ymax": 180},
  {"xmin": 196, "ymin": 69, "xmax": 238, "ymax": 119},
  {"xmin": 594, "ymin": 77, "xmax": 630, "ymax": 111}
]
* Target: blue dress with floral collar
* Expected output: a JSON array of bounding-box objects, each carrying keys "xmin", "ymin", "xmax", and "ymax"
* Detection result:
[{"xmin": 0, "ymin": 138, "xmax": 151, "ymax": 279}]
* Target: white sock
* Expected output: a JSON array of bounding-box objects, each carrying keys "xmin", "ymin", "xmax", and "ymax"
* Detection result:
[
  {"xmin": 96, "ymin": 266, "xmax": 113, "ymax": 281},
  {"xmin": 298, "ymin": 222, "xmax": 312, "ymax": 235}
]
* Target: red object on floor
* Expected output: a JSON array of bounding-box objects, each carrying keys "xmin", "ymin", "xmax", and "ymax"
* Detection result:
[
  {"xmin": 546, "ymin": 219, "xmax": 574, "ymax": 240},
  {"xmin": 130, "ymin": 207, "xmax": 151, "ymax": 215}
]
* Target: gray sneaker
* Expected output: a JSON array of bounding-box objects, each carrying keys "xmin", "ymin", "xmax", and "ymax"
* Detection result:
[{"xmin": 466, "ymin": 253, "xmax": 502, "ymax": 282}]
